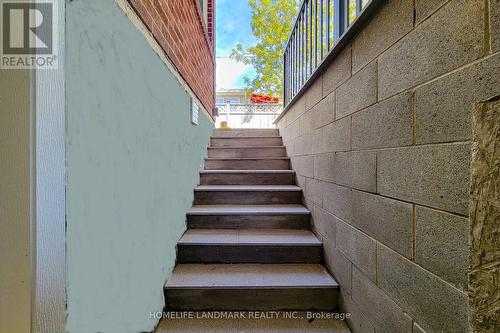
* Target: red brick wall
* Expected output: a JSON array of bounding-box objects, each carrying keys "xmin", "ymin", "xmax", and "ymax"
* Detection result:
[{"xmin": 129, "ymin": 0, "xmax": 215, "ymax": 114}]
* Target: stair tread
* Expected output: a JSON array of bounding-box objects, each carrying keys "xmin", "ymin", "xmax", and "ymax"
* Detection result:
[
  {"xmin": 208, "ymin": 146, "xmax": 286, "ymax": 149},
  {"xmin": 165, "ymin": 264, "xmax": 338, "ymax": 289},
  {"xmin": 200, "ymin": 170, "xmax": 295, "ymax": 174},
  {"xmin": 195, "ymin": 185, "xmax": 302, "ymax": 191},
  {"xmin": 188, "ymin": 204, "xmax": 310, "ymax": 215},
  {"xmin": 205, "ymin": 157, "xmax": 290, "ymax": 160},
  {"xmin": 212, "ymin": 136, "xmax": 281, "ymax": 139},
  {"xmin": 178, "ymin": 229, "xmax": 321, "ymax": 245}
]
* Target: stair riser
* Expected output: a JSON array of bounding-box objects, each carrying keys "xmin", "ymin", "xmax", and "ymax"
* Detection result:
[
  {"xmin": 187, "ymin": 214, "xmax": 310, "ymax": 229},
  {"xmin": 200, "ymin": 173, "xmax": 295, "ymax": 185},
  {"xmin": 177, "ymin": 245, "xmax": 321, "ymax": 264},
  {"xmin": 205, "ymin": 159, "xmax": 290, "ymax": 170},
  {"xmin": 211, "ymin": 137, "xmax": 283, "ymax": 147},
  {"xmin": 207, "ymin": 147, "xmax": 287, "ymax": 158},
  {"xmin": 213, "ymin": 129, "xmax": 279, "ymax": 137},
  {"xmin": 165, "ymin": 288, "xmax": 339, "ymax": 311},
  {"xmin": 194, "ymin": 191, "xmax": 302, "ymax": 205}
]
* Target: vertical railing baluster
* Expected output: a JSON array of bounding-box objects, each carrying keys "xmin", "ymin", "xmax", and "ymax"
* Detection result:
[
  {"xmin": 326, "ymin": 0, "xmax": 330, "ymax": 51},
  {"xmin": 302, "ymin": 10, "xmax": 305, "ymax": 84},
  {"xmin": 314, "ymin": 0, "xmax": 318, "ymax": 68},
  {"xmin": 356, "ymin": 0, "xmax": 362, "ymax": 15},
  {"xmin": 320, "ymin": 0, "xmax": 324, "ymax": 60},
  {"xmin": 283, "ymin": 0, "xmax": 376, "ymax": 107},
  {"xmin": 305, "ymin": 4, "xmax": 309, "ymax": 78},
  {"xmin": 309, "ymin": 0, "xmax": 313, "ymax": 76}
]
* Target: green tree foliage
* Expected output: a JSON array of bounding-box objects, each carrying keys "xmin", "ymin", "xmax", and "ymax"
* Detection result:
[{"xmin": 231, "ymin": 0, "xmax": 300, "ymax": 98}]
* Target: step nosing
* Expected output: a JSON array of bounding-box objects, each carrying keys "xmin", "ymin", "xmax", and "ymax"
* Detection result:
[
  {"xmin": 212, "ymin": 136, "xmax": 282, "ymax": 139},
  {"xmin": 178, "ymin": 242, "xmax": 321, "ymax": 246},
  {"xmin": 194, "ymin": 186, "xmax": 302, "ymax": 192},
  {"xmin": 200, "ymin": 170, "xmax": 295, "ymax": 173},
  {"xmin": 205, "ymin": 158, "xmax": 290, "ymax": 161},
  {"xmin": 208, "ymin": 146, "xmax": 286, "ymax": 149},
  {"xmin": 165, "ymin": 285, "xmax": 337, "ymax": 289}
]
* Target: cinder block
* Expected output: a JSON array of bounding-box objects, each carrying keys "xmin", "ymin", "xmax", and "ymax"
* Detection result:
[
  {"xmin": 314, "ymin": 153, "xmax": 335, "ymax": 182},
  {"xmin": 305, "ymin": 177, "xmax": 323, "ymax": 206},
  {"xmin": 287, "ymin": 118, "xmax": 300, "ymax": 140},
  {"xmin": 312, "ymin": 92, "xmax": 335, "ymax": 129},
  {"xmin": 491, "ymin": 0, "xmax": 500, "ymax": 52},
  {"xmin": 299, "ymin": 155, "xmax": 314, "ymax": 178},
  {"xmin": 340, "ymin": 293, "xmax": 376, "ymax": 333},
  {"xmin": 305, "ymin": 77, "xmax": 323, "ymax": 111},
  {"xmin": 352, "ymin": 190, "xmax": 413, "ymax": 258},
  {"xmin": 323, "ymin": 47, "xmax": 352, "ymax": 95},
  {"xmin": 377, "ymin": 244, "xmax": 469, "ymax": 333},
  {"xmin": 311, "ymin": 128, "xmax": 322, "ymax": 154},
  {"xmin": 323, "ymin": 239, "xmax": 352, "ymax": 295},
  {"xmin": 336, "ymin": 62, "xmax": 377, "ymax": 119},
  {"xmin": 352, "ymin": 92, "xmax": 413, "ymax": 149},
  {"xmin": 351, "ymin": 0, "xmax": 413, "ymax": 72},
  {"xmin": 312, "ymin": 205, "xmax": 336, "ymax": 245},
  {"xmin": 331, "ymin": 152, "xmax": 352, "ymax": 187},
  {"xmin": 315, "ymin": 152, "xmax": 352, "ymax": 186},
  {"xmin": 415, "ymin": 53, "xmax": 500, "ymax": 144},
  {"xmin": 415, "ymin": 206, "xmax": 469, "ymax": 291},
  {"xmin": 336, "ymin": 221, "xmax": 376, "ymax": 281},
  {"xmin": 299, "ymin": 109, "xmax": 315, "ymax": 136},
  {"xmin": 414, "ymin": 0, "xmax": 448, "ymax": 24},
  {"xmin": 378, "ymin": 0, "xmax": 484, "ymax": 99},
  {"xmin": 351, "ymin": 151, "xmax": 376, "ymax": 192},
  {"xmin": 320, "ymin": 117, "xmax": 351, "ymax": 153},
  {"xmin": 352, "ymin": 267, "xmax": 413, "ymax": 333},
  {"xmin": 286, "ymin": 96, "xmax": 306, "ymax": 125},
  {"xmin": 413, "ymin": 322, "xmax": 426, "ymax": 333},
  {"xmin": 296, "ymin": 174, "xmax": 306, "ymax": 189},
  {"xmin": 323, "ymin": 182, "xmax": 353, "ymax": 223},
  {"xmin": 378, "ymin": 144, "xmax": 471, "ymax": 215},
  {"xmin": 293, "ymin": 133, "xmax": 312, "ymax": 156}
]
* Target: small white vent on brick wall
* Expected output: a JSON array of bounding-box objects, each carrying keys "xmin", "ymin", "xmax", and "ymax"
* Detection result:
[{"xmin": 191, "ymin": 98, "xmax": 199, "ymax": 125}]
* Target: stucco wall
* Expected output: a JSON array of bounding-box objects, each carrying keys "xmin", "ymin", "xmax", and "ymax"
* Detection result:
[
  {"xmin": 276, "ymin": 0, "xmax": 499, "ymax": 332},
  {"xmin": 65, "ymin": 1, "xmax": 213, "ymax": 332}
]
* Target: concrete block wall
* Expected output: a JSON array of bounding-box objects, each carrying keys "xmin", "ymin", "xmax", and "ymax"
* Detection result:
[{"xmin": 276, "ymin": 0, "xmax": 500, "ymax": 332}]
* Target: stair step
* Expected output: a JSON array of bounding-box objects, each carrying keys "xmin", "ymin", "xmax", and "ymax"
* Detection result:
[
  {"xmin": 200, "ymin": 170, "xmax": 295, "ymax": 185},
  {"xmin": 213, "ymin": 128, "xmax": 279, "ymax": 137},
  {"xmin": 207, "ymin": 146, "xmax": 287, "ymax": 158},
  {"xmin": 211, "ymin": 136, "xmax": 283, "ymax": 147},
  {"xmin": 194, "ymin": 185, "xmax": 303, "ymax": 205},
  {"xmin": 187, "ymin": 204, "xmax": 311, "ymax": 229},
  {"xmin": 177, "ymin": 229, "xmax": 322, "ymax": 264},
  {"xmin": 205, "ymin": 158, "xmax": 290, "ymax": 170},
  {"xmin": 164, "ymin": 264, "xmax": 339, "ymax": 310}
]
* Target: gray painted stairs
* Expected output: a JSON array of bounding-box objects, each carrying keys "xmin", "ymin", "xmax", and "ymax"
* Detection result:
[{"xmin": 164, "ymin": 128, "xmax": 339, "ymax": 311}]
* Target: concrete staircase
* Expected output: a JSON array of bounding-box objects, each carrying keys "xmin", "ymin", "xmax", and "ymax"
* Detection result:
[{"xmin": 164, "ymin": 128, "xmax": 339, "ymax": 311}]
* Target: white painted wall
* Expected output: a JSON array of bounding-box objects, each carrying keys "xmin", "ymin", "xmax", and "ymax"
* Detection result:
[{"xmin": 34, "ymin": 0, "xmax": 66, "ymax": 332}]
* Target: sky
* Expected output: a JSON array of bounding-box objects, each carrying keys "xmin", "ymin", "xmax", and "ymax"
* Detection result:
[{"xmin": 216, "ymin": 0, "xmax": 256, "ymax": 90}]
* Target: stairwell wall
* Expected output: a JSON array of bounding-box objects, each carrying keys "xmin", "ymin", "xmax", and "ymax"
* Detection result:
[
  {"xmin": 65, "ymin": 1, "xmax": 213, "ymax": 332},
  {"xmin": 276, "ymin": 0, "xmax": 499, "ymax": 332}
]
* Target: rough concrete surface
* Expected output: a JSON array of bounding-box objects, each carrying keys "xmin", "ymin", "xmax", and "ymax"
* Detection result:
[{"xmin": 469, "ymin": 96, "xmax": 500, "ymax": 333}]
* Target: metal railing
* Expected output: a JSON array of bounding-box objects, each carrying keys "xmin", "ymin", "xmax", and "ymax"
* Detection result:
[
  {"xmin": 283, "ymin": 0, "xmax": 381, "ymax": 108},
  {"xmin": 216, "ymin": 103, "xmax": 282, "ymax": 128}
]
